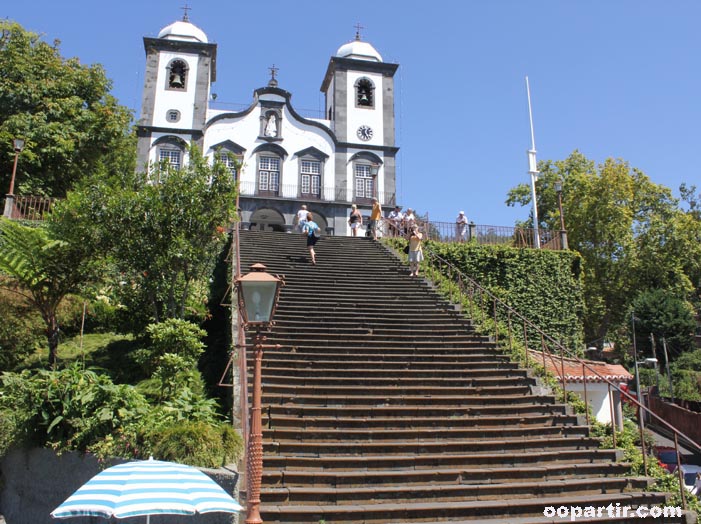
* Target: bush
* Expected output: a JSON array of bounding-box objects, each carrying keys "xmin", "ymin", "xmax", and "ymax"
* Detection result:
[
  {"xmin": 147, "ymin": 318, "xmax": 206, "ymax": 360},
  {"xmin": 631, "ymin": 289, "xmax": 696, "ymax": 360},
  {"xmin": 0, "ymin": 365, "xmax": 149, "ymax": 454},
  {"xmin": 0, "ymin": 292, "xmax": 43, "ymax": 372},
  {"xmin": 146, "ymin": 420, "xmax": 243, "ymax": 468},
  {"xmin": 390, "ymin": 239, "xmax": 585, "ymax": 352}
]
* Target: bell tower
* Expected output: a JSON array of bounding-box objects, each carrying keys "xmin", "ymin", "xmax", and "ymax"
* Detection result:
[
  {"xmin": 320, "ymin": 28, "xmax": 398, "ymax": 148},
  {"xmin": 321, "ymin": 27, "xmax": 399, "ymax": 210},
  {"xmin": 136, "ymin": 14, "xmax": 217, "ymax": 170}
]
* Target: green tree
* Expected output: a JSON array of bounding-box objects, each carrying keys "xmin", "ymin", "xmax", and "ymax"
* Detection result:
[
  {"xmin": 0, "ymin": 219, "xmax": 99, "ymax": 366},
  {"xmin": 506, "ymin": 150, "xmax": 700, "ymax": 346},
  {"xmin": 0, "ymin": 20, "xmax": 134, "ymax": 197},
  {"xmin": 55, "ymin": 145, "xmax": 238, "ymax": 327},
  {"xmin": 631, "ymin": 289, "xmax": 696, "ymax": 361}
]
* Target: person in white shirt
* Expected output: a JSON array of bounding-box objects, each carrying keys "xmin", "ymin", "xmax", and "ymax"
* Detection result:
[
  {"xmin": 388, "ymin": 206, "xmax": 403, "ymax": 237},
  {"xmin": 403, "ymin": 208, "xmax": 416, "ymax": 235},
  {"xmin": 295, "ymin": 205, "xmax": 308, "ymax": 232},
  {"xmin": 456, "ymin": 210, "xmax": 468, "ymax": 242}
]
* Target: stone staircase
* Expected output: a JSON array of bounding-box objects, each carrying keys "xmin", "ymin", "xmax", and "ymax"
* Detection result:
[{"xmin": 239, "ymin": 230, "xmax": 693, "ymax": 523}]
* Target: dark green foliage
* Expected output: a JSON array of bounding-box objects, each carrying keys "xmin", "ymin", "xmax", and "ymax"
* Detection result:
[
  {"xmin": 0, "ymin": 364, "xmax": 149, "ymax": 454},
  {"xmin": 631, "ymin": 289, "xmax": 696, "ymax": 361},
  {"xmin": 424, "ymin": 240, "xmax": 585, "ymax": 351},
  {"xmin": 146, "ymin": 318, "xmax": 206, "ymax": 365},
  {"xmin": 146, "ymin": 421, "xmax": 242, "ymax": 468},
  {"xmin": 0, "ymin": 218, "xmax": 102, "ymax": 366},
  {"xmin": 51, "ymin": 145, "xmax": 237, "ymax": 329},
  {"xmin": 0, "ymin": 290, "xmax": 43, "ymax": 371}
]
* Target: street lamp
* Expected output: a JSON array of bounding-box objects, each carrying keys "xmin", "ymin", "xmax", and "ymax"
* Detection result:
[
  {"xmin": 554, "ymin": 179, "xmax": 568, "ymax": 250},
  {"xmin": 4, "ymin": 138, "xmax": 25, "ymax": 218},
  {"xmin": 235, "ymin": 263, "xmax": 282, "ymax": 524}
]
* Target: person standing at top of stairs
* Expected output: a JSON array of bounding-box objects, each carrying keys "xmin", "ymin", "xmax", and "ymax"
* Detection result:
[{"xmin": 369, "ymin": 198, "xmax": 382, "ymax": 240}]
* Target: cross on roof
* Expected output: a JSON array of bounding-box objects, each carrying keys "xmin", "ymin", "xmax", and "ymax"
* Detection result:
[
  {"xmin": 354, "ymin": 22, "xmax": 364, "ymax": 41},
  {"xmin": 269, "ymin": 64, "xmax": 279, "ymax": 81},
  {"xmin": 181, "ymin": 3, "xmax": 191, "ymax": 22}
]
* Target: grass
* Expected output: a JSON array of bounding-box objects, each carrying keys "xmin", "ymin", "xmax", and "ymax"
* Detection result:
[{"xmin": 22, "ymin": 332, "xmax": 144, "ymax": 382}]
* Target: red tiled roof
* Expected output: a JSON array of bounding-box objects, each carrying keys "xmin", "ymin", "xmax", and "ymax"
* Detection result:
[{"xmin": 529, "ymin": 350, "xmax": 633, "ymax": 383}]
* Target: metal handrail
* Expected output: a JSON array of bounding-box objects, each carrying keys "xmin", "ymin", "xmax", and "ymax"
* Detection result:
[{"xmin": 418, "ymin": 244, "xmax": 700, "ymax": 509}]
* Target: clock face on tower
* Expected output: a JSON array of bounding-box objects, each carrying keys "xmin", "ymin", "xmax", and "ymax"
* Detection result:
[{"xmin": 357, "ymin": 125, "xmax": 373, "ymax": 141}]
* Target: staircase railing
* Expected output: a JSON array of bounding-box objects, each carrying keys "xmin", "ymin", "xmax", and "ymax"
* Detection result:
[{"xmin": 414, "ymin": 243, "xmax": 701, "ymax": 510}]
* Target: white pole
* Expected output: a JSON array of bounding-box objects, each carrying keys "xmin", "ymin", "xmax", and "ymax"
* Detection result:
[{"xmin": 525, "ymin": 76, "xmax": 541, "ymax": 249}]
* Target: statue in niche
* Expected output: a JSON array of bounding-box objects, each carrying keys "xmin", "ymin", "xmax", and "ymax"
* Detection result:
[{"xmin": 265, "ymin": 114, "xmax": 278, "ymax": 137}]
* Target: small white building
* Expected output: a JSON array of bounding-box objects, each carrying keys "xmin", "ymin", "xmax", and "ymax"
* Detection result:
[
  {"xmin": 533, "ymin": 351, "xmax": 633, "ymax": 429},
  {"xmin": 136, "ymin": 15, "xmax": 399, "ymax": 235}
]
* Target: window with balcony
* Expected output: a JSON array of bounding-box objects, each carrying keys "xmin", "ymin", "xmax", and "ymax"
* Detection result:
[
  {"xmin": 216, "ymin": 151, "xmax": 241, "ymax": 179},
  {"xmin": 301, "ymin": 160, "xmax": 321, "ymax": 198},
  {"xmin": 258, "ymin": 155, "xmax": 280, "ymax": 194},
  {"xmin": 159, "ymin": 148, "xmax": 181, "ymax": 170},
  {"xmin": 355, "ymin": 163, "xmax": 374, "ymax": 201}
]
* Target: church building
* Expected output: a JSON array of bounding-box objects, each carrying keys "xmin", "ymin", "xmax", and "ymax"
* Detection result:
[{"xmin": 136, "ymin": 14, "xmax": 399, "ymax": 235}]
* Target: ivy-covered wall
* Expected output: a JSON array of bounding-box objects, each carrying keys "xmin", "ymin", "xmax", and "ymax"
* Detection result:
[{"xmin": 425, "ymin": 241, "xmax": 585, "ymax": 352}]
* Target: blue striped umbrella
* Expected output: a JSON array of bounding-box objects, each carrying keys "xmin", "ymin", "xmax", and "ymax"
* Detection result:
[{"xmin": 51, "ymin": 457, "xmax": 243, "ymax": 522}]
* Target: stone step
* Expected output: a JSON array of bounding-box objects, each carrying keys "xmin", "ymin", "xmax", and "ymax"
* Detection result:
[
  {"xmin": 264, "ymin": 425, "xmax": 590, "ymax": 442},
  {"xmin": 258, "ymin": 365, "xmax": 530, "ymax": 380},
  {"xmin": 262, "ymin": 413, "xmax": 581, "ymax": 430},
  {"xmin": 259, "ymin": 392, "xmax": 553, "ymax": 408},
  {"xmin": 261, "ymin": 476, "xmax": 651, "ymax": 505},
  {"xmin": 255, "ymin": 358, "xmax": 523, "ymax": 371},
  {"xmin": 260, "ymin": 349, "xmax": 512, "ymax": 363},
  {"xmin": 263, "ymin": 448, "xmax": 623, "ymax": 471},
  {"xmin": 263, "ymin": 462, "xmax": 632, "ymax": 488},
  {"xmin": 265, "ymin": 403, "xmax": 570, "ymax": 420},
  {"xmin": 259, "ymin": 492, "xmax": 671, "ymax": 524},
  {"xmin": 263, "ymin": 436, "xmax": 602, "ymax": 456},
  {"xmin": 258, "ymin": 383, "xmax": 533, "ymax": 397},
  {"xmin": 259, "ymin": 373, "xmax": 534, "ymax": 389}
]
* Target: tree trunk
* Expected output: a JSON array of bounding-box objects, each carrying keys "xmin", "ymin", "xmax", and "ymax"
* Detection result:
[{"xmin": 47, "ymin": 314, "xmax": 60, "ymax": 368}]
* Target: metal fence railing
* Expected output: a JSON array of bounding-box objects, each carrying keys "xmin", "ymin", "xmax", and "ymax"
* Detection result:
[
  {"xmin": 2, "ymin": 195, "xmax": 55, "ymax": 221},
  {"xmin": 378, "ymin": 217, "xmax": 565, "ymax": 250}
]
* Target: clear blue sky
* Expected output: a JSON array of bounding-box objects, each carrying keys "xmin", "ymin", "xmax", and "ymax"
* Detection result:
[{"xmin": 6, "ymin": 1, "xmax": 700, "ymax": 226}]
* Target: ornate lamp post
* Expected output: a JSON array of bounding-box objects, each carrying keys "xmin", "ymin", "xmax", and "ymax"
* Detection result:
[
  {"xmin": 554, "ymin": 179, "xmax": 568, "ymax": 250},
  {"xmin": 4, "ymin": 138, "xmax": 25, "ymax": 218},
  {"xmin": 235, "ymin": 263, "xmax": 282, "ymax": 524}
]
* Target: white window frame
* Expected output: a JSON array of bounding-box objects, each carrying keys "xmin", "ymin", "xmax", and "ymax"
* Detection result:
[
  {"xmin": 301, "ymin": 160, "xmax": 321, "ymax": 196},
  {"xmin": 159, "ymin": 148, "xmax": 181, "ymax": 170},
  {"xmin": 355, "ymin": 163, "xmax": 374, "ymax": 199},
  {"xmin": 216, "ymin": 152, "xmax": 241, "ymax": 178},
  {"xmin": 259, "ymin": 156, "xmax": 280, "ymax": 193}
]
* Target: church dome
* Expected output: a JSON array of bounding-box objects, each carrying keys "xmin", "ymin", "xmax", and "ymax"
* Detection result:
[
  {"xmin": 335, "ymin": 39, "xmax": 383, "ymax": 62},
  {"xmin": 158, "ymin": 20, "xmax": 208, "ymax": 43}
]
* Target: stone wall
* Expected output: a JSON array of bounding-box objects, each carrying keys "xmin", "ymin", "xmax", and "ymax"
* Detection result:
[{"xmin": 0, "ymin": 448, "xmax": 240, "ymax": 524}]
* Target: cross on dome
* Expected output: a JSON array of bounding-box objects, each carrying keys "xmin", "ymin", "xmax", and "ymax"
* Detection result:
[
  {"xmin": 181, "ymin": 3, "xmax": 192, "ymax": 22},
  {"xmin": 354, "ymin": 22, "xmax": 364, "ymax": 41}
]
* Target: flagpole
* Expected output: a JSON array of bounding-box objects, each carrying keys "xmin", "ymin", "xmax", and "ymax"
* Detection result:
[{"xmin": 525, "ymin": 76, "xmax": 541, "ymax": 249}]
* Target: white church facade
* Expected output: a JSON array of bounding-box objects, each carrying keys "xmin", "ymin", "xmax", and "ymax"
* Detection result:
[{"xmin": 136, "ymin": 16, "xmax": 399, "ymax": 235}]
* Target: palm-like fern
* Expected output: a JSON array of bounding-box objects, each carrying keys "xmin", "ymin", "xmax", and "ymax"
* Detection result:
[{"xmin": 0, "ymin": 218, "xmax": 84, "ymax": 366}]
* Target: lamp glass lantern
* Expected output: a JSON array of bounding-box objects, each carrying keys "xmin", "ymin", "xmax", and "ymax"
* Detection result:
[
  {"xmin": 370, "ymin": 163, "xmax": 379, "ymax": 176},
  {"xmin": 236, "ymin": 263, "xmax": 282, "ymax": 325},
  {"xmin": 554, "ymin": 180, "xmax": 562, "ymax": 193},
  {"xmin": 13, "ymin": 138, "xmax": 25, "ymax": 153}
]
